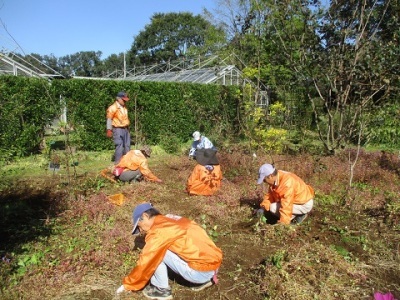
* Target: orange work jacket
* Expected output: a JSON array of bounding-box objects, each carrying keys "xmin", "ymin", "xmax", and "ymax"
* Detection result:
[
  {"xmin": 122, "ymin": 214, "xmax": 223, "ymax": 291},
  {"xmin": 106, "ymin": 101, "xmax": 130, "ymax": 128},
  {"xmin": 186, "ymin": 164, "xmax": 222, "ymax": 196},
  {"xmin": 116, "ymin": 150, "xmax": 160, "ymax": 182},
  {"xmin": 260, "ymin": 170, "xmax": 314, "ymax": 224}
]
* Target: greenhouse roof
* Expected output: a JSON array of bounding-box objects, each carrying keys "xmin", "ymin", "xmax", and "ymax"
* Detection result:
[{"xmin": 124, "ymin": 65, "xmax": 246, "ymax": 86}]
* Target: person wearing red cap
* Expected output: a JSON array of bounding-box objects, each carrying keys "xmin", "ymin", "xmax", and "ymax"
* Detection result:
[
  {"xmin": 106, "ymin": 91, "xmax": 131, "ymax": 164},
  {"xmin": 256, "ymin": 163, "xmax": 314, "ymax": 225},
  {"xmin": 116, "ymin": 203, "xmax": 222, "ymax": 299}
]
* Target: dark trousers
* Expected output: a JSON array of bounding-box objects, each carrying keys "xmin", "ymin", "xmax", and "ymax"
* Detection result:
[{"xmin": 113, "ymin": 127, "xmax": 131, "ymax": 164}]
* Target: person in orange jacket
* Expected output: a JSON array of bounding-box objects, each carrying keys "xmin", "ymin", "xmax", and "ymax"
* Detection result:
[
  {"xmin": 106, "ymin": 91, "xmax": 131, "ymax": 164},
  {"xmin": 186, "ymin": 149, "xmax": 222, "ymax": 196},
  {"xmin": 116, "ymin": 203, "xmax": 223, "ymax": 299},
  {"xmin": 114, "ymin": 145, "xmax": 162, "ymax": 183},
  {"xmin": 256, "ymin": 163, "xmax": 314, "ymax": 225}
]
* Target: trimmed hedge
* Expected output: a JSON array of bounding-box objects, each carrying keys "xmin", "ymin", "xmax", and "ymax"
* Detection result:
[
  {"xmin": 1, "ymin": 76, "xmax": 240, "ymax": 155},
  {"xmin": 51, "ymin": 79, "xmax": 240, "ymax": 151},
  {"xmin": 0, "ymin": 76, "xmax": 61, "ymax": 158}
]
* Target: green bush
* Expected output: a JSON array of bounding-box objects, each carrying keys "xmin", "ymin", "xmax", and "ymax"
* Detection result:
[{"xmin": 0, "ymin": 76, "xmax": 61, "ymax": 161}]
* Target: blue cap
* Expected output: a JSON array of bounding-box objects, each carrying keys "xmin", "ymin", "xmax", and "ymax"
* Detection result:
[
  {"xmin": 131, "ymin": 203, "xmax": 153, "ymax": 234},
  {"xmin": 117, "ymin": 91, "xmax": 129, "ymax": 101}
]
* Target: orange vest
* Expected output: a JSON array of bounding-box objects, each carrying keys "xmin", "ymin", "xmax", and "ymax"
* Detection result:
[
  {"xmin": 106, "ymin": 101, "xmax": 130, "ymax": 128},
  {"xmin": 261, "ymin": 170, "xmax": 314, "ymax": 224},
  {"xmin": 186, "ymin": 164, "xmax": 222, "ymax": 196},
  {"xmin": 123, "ymin": 215, "xmax": 223, "ymax": 291},
  {"xmin": 116, "ymin": 150, "xmax": 160, "ymax": 181}
]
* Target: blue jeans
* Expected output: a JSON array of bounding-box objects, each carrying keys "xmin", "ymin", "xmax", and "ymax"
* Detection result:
[
  {"xmin": 113, "ymin": 127, "xmax": 130, "ymax": 164},
  {"xmin": 151, "ymin": 250, "xmax": 215, "ymax": 289}
]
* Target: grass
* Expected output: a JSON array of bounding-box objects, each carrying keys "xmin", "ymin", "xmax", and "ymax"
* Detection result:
[{"xmin": 0, "ymin": 147, "xmax": 399, "ymax": 299}]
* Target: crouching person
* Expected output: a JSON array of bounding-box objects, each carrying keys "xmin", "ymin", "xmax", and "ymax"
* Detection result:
[
  {"xmin": 256, "ymin": 163, "xmax": 314, "ymax": 225},
  {"xmin": 114, "ymin": 145, "xmax": 162, "ymax": 183},
  {"xmin": 116, "ymin": 203, "xmax": 223, "ymax": 299},
  {"xmin": 186, "ymin": 149, "xmax": 222, "ymax": 196}
]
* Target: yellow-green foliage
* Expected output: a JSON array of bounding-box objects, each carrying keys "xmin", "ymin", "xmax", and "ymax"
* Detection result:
[
  {"xmin": 269, "ymin": 102, "xmax": 286, "ymax": 120},
  {"xmin": 244, "ymin": 99, "xmax": 288, "ymax": 153},
  {"xmin": 253, "ymin": 127, "xmax": 288, "ymax": 153}
]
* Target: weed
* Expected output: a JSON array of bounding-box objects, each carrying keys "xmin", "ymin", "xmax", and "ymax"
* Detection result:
[
  {"xmin": 200, "ymin": 214, "xmax": 219, "ymax": 241},
  {"xmin": 270, "ymin": 250, "xmax": 286, "ymax": 269},
  {"xmin": 330, "ymin": 245, "xmax": 352, "ymax": 261}
]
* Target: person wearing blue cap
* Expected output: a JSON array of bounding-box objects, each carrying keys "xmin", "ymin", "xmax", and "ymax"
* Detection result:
[
  {"xmin": 106, "ymin": 91, "xmax": 131, "ymax": 164},
  {"xmin": 255, "ymin": 163, "xmax": 314, "ymax": 225},
  {"xmin": 116, "ymin": 203, "xmax": 223, "ymax": 299}
]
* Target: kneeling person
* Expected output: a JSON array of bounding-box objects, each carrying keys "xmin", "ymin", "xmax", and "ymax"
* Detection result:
[
  {"xmin": 114, "ymin": 145, "xmax": 162, "ymax": 183},
  {"xmin": 116, "ymin": 203, "xmax": 223, "ymax": 299},
  {"xmin": 186, "ymin": 149, "xmax": 222, "ymax": 196}
]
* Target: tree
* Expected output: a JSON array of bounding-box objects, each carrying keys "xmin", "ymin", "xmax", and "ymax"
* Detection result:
[
  {"xmin": 128, "ymin": 12, "xmax": 220, "ymax": 65},
  {"xmin": 102, "ymin": 53, "xmax": 126, "ymax": 78},
  {"xmin": 60, "ymin": 51, "xmax": 104, "ymax": 77},
  {"xmin": 240, "ymin": 0, "xmax": 399, "ymax": 154}
]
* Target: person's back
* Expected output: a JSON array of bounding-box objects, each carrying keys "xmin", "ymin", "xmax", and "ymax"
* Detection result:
[
  {"xmin": 118, "ymin": 203, "xmax": 222, "ymax": 298},
  {"xmin": 117, "ymin": 150, "xmax": 145, "ymax": 169},
  {"xmin": 189, "ymin": 131, "xmax": 216, "ymax": 158},
  {"xmin": 116, "ymin": 147, "xmax": 162, "ymax": 182},
  {"xmin": 187, "ymin": 164, "xmax": 222, "ymax": 196},
  {"xmin": 268, "ymin": 170, "xmax": 314, "ymax": 203},
  {"xmin": 187, "ymin": 148, "xmax": 222, "ymax": 195}
]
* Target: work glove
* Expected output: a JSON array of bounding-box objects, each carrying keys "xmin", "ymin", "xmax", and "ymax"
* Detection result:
[
  {"xmin": 116, "ymin": 284, "xmax": 126, "ymax": 294},
  {"xmin": 106, "ymin": 129, "xmax": 113, "ymax": 138},
  {"xmin": 254, "ymin": 208, "xmax": 265, "ymax": 218}
]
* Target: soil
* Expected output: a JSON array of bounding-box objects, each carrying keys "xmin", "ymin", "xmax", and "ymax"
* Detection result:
[{"xmin": 1, "ymin": 150, "xmax": 399, "ymax": 300}]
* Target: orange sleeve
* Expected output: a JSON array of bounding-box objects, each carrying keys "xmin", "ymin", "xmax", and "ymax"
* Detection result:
[
  {"xmin": 139, "ymin": 160, "xmax": 160, "ymax": 182},
  {"xmin": 277, "ymin": 184, "xmax": 295, "ymax": 224},
  {"xmin": 122, "ymin": 228, "xmax": 174, "ymax": 290},
  {"xmin": 106, "ymin": 103, "xmax": 117, "ymax": 119},
  {"xmin": 260, "ymin": 192, "xmax": 272, "ymax": 211}
]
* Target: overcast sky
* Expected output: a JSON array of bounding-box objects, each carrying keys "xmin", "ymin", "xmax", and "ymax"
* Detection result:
[{"xmin": 0, "ymin": 0, "xmax": 216, "ymax": 58}]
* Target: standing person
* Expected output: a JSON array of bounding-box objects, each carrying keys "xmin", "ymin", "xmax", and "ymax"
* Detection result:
[
  {"xmin": 256, "ymin": 163, "xmax": 314, "ymax": 225},
  {"xmin": 189, "ymin": 131, "xmax": 216, "ymax": 159},
  {"xmin": 186, "ymin": 149, "xmax": 222, "ymax": 196},
  {"xmin": 116, "ymin": 203, "xmax": 222, "ymax": 299},
  {"xmin": 106, "ymin": 91, "xmax": 131, "ymax": 164},
  {"xmin": 114, "ymin": 146, "xmax": 162, "ymax": 183}
]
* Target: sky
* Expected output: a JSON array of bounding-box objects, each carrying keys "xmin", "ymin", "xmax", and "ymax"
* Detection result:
[{"xmin": 0, "ymin": 0, "xmax": 216, "ymax": 59}]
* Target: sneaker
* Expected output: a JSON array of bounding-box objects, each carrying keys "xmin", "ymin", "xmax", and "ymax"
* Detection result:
[
  {"xmin": 190, "ymin": 278, "xmax": 215, "ymax": 292},
  {"xmin": 291, "ymin": 213, "xmax": 308, "ymax": 225},
  {"xmin": 142, "ymin": 284, "xmax": 173, "ymax": 300}
]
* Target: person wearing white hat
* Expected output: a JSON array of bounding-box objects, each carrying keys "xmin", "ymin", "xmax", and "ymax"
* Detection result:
[
  {"xmin": 189, "ymin": 131, "xmax": 216, "ymax": 159},
  {"xmin": 256, "ymin": 163, "xmax": 314, "ymax": 225},
  {"xmin": 116, "ymin": 203, "xmax": 222, "ymax": 299}
]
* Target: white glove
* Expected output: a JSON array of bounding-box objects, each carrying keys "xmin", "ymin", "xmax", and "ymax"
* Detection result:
[{"xmin": 116, "ymin": 284, "xmax": 126, "ymax": 294}]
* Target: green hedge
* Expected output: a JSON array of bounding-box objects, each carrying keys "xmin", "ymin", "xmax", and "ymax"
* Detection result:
[
  {"xmin": 0, "ymin": 76, "xmax": 61, "ymax": 159},
  {"xmin": 51, "ymin": 79, "xmax": 240, "ymax": 151},
  {"xmin": 0, "ymin": 76, "xmax": 240, "ymax": 156}
]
